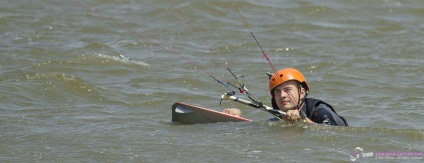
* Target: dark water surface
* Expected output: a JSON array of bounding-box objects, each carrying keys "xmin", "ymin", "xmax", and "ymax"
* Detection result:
[{"xmin": 1, "ymin": 0, "xmax": 423, "ymax": 162}]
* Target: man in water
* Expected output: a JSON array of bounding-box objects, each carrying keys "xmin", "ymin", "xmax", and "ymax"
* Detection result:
[{"xmin": 224, "ymin": 68, "xmax": 348, "ymax": 126}]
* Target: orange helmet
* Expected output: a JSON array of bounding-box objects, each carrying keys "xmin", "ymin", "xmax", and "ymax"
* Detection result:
[{"xmin": 269, "ymin": 68, "xmax": 309, "ymax": 96}]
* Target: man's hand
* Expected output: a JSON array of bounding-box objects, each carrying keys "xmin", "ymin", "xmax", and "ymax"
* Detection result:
[
  {"xmin": 284, "ymin": 109, "xmax": 315, "ymax": 124},
  {"xmin": 284, "ymin": 109, "xmax": 301, "ymax": 122},
  {"xmin": 223, "ymin": 108, "xmax": 242, "ymax": 117}
]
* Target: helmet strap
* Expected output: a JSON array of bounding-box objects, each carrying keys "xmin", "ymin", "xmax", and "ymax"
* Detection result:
[{"xmin": 297, "ymin": 84, "xmax": 308, "ymax": 110}]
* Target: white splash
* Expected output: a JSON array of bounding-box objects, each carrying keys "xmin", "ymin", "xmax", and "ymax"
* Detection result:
[{"xmin": 96, "ymin": 53, "xmax": 150, "ymax": 67}]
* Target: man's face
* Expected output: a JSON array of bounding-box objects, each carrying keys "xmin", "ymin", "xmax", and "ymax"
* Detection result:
[{"xmin": 272, "ymin": 81, "xmax": 305, "ymax": 112}]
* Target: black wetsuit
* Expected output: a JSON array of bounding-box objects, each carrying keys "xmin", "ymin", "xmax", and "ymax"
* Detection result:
[{"xmin": 271, "ymin": 98, "xmax": 348, "ymax": 126}]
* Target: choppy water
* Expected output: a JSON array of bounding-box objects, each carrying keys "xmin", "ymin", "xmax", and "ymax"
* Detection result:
[{"xmin": 1, "ymin": 0, "xmax": 423, "ymax": 162}]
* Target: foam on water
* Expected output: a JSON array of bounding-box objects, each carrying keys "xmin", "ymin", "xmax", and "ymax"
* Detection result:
[{"xmin": 96, "ymin": 53, "xmax": 150, "ymax": 67}]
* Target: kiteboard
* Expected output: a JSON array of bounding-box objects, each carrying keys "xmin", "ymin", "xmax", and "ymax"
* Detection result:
[{"xmin": 172, "ymin": 102, "xmax": 252, "ymax": 125}]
